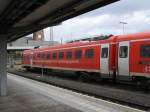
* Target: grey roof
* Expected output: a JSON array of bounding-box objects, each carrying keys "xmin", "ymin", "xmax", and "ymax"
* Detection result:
[
  {"xmin": 7, "ymin": 46, "xmax": 35, "ymax": 50},
  {"xmin": 7, "ymin": 36, "xmax": 59, "ymax": 50},
  {"xmin": 0, "ymin": 0, "xmax": 119, "ymax": 42}
]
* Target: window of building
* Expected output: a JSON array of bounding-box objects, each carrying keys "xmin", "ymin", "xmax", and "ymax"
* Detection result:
[
  {"xmin": 140, "ymin": 44, "xmax": 150, "ymax": 58},
  {"xmin": 47, "ymin": 52, "xmax": 51, "ymax": 59},
  {"xmin": 85, "ymin": 49, "xmax": 94, "ymax": 58},
  {"xmin": 38, "ymin": 35, "xmax": 42, "ymax": 39},
  {"xmin": 52, "ymin": 52, "xmax": 57, "ymax": 59},
  {"xmin": 101, "ymin": 48, "xmax": 108, "ymax": 58},
  {"xmin": 119, "ymin": 46, "xmax": 128, "ymax": 58},
  {"xmin": 66, "ymin": 51, "xmax": 72, "ymax": 59},
  {"xmin": 59, "ymin": 52, "xmax": 64, "ymax": 59},
  {"xmin": 75, "ymin": 50, "xmax": 82, "ymax": 59}
]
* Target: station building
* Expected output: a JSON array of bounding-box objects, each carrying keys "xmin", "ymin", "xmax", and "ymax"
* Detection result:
[{"xmin": 7, "ymin": 30, "xmax": 58, "ymax": 66}]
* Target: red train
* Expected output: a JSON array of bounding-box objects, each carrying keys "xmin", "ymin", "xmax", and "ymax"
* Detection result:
[{"xmin": 22, "ymin": 32, "xmax": 150, "ymax": 85}]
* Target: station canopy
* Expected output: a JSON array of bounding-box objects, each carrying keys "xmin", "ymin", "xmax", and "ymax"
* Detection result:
[{"xmin": 0, "ymin": 0, "xmax": 119, "ymax": 42}]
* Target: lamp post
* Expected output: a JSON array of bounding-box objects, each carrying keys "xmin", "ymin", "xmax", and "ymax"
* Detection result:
[
  {"xmin": 49, "ymin": 27, "xmax": 53, "ymax": 45},
  {"xmin": 120, "ymin": 21, "xmax": 127, "ymax": 34}
]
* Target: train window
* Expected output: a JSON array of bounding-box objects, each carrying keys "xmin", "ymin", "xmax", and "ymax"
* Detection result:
[
  {"xmin": 59, "ymin": 52, "xmax": 64, "ymax": 59},
  {"xmin": 140, "ymin": 44, "xmax": 150, "ymax": 58},
  {"xmin": 66, "ymin": 51, "xmax": 72, "ymax": 59},
  {"xmin": 24, "ymin": 55, "xmax": 27, "ymax": 60},
  {"xmin": 37, "ymin": 53, "xmax": 40, "ymax": 58},
  {"xmin": 47, "ymin": 52, "xmax": 51, "ymax": 59},
  {"xmin": 75, "ymin": 50, "xmax": 82, "ymax": 59},
  {"xmin": 85, "ymin": 49, "xmax": 94, "ymax": 58},
  {"xmin": 101, "ymin": 48, "xmax": 108, "ymax": 58},
  {"xmin": 36, "ymin": 54, "xmax": 38, "ymax": 59},
  {"xmin": 52, "ymin": 52, "xmax": 57, "ymax": 59},
  {"xmin": 33, "ymin": 54, "xmax": 36, "ymax": 59},
  {"xmin": 119, "ymin": 46, "xmax": 128, "ymax": 58},
  {"xmin": 24, "ymin": 56, "xmax": 27, "ymax": 60},
  {"xmin": 34, "ymin": 54, "xmax": 36, "ymax": 59},
  {"xmin": 27, "ymin": 55, "xmax": 30, "ymax": 60},
  {"xmin": 39, "ymin": 53, "xmax": 41, "ymax": 59},
  {"xmin": 42, "ymin": 53, "xmax": 45, "ymax": 59}
]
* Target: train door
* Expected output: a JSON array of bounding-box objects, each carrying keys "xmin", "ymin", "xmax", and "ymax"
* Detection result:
[
  {"xmin": 30, "ymin": 53, "xmax": 33, "ymax": 67},
  {"xmin": 100, "ymin": 44, "xmax": 110, "ymax": 75},
  {"xmin": 118, "ymin": 41, "xmax": 130, "ymax": 76}
]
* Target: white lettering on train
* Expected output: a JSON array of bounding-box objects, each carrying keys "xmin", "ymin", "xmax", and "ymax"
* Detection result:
[{"xmin": 144, "ymin": 66, "xmax": 150, "ymax": 72}]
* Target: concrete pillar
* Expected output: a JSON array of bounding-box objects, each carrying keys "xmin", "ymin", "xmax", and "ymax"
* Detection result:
[{"xmin": 0, "ymin": 36, "xmax": 7, "ymax": 96}]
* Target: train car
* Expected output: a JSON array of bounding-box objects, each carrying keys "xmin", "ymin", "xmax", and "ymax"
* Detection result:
[
  {"xmin": 115, "ymin": 32, "xmax": 150, "ymax": 83},
  {"xmin": 22, "ymin": 32, "xmax": 150, "ymax": 85}
]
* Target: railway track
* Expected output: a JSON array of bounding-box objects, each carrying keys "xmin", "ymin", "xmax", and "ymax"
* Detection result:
[{"xmin": 8, "ymin": 68, "xmax": 150, "ymax": 111}]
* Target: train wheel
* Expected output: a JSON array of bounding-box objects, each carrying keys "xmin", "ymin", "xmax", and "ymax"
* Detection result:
[
  {"xmin": 112, "ymin": 71, "xmax": 117, "ymax": 84},
  {"xmin": 140, "ymin": 80, "xmax": 149, "ymax": 92},
  {"xmin": 89, "ymin": 73, "xmax": 101, "ymax": 82},
  {"xmin": 47, "ymin": 69, "xmax": 53, "ymax": 75},
  {"xmin": 78, "ymin": 72, "xmax": 90, "ymax": 82},
  {"xmin": 135, "ymin": 78, "xmax": 149, "ymax": 92}
]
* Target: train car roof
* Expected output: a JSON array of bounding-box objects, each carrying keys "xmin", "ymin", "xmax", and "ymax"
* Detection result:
[
  {"xmin": 24, "ymin": 36, "xmax": 115, "ymax": 53},
  {"xmin": 23, "ymin": 31, "xmax": 150, "ymax": 54},
  {"xmin": 115, "ymin": 31, "xmax": 150, "ymax": 42}
]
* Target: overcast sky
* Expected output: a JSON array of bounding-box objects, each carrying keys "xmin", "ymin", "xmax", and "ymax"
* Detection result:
[{"xmin": 43, "ymin": 0, "xmax": 150, "ymax": 42}]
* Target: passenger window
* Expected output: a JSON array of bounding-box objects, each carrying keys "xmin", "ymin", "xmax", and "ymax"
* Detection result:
[
  {"xmin": 59, "ymin": 52, "xmax": 64, "ymax": 59},
  {"xmin": 47, "ymin": 52, "xmax": 51, "ymax": 59},
  {"xmin": 140, "ymin": 44, "xmax": 150, "ymax": 58},
  {"xmin": 85, "ymin": 49, "xmax": 94, "ymax": 58},
  {"xmin": 37, "ymin": 53, "xmax": 40, "ymax": 58},
  {"xmin": 33, "ymin": 54, "xmax": 36, "ymax": 59},
  {"xmin": 75, "ymin": 50, "xmax": 82, "ymax": 59},
  {"xmin": 25, "ymin": 56, "xmax": 27, "ymax": 60},
  {"xmin": 52, "ymin": 52, "xmax": 57, "ymax": 59},
  {"xmin": 39, "ymin": 53, "xmax": 42, "ymax": 59},
  {"xmin": 42, "ymin": 53, "xmax": 45, "ymax": 59},
  {"xmin": 101, "ymin": 48, "xmax": 108, "ymax": 58},
  {"xmin": 119, "ymin": 46, "xmax": 128, "ymax": 58},
  {"xmin": 66, "ymin": 51, "xmax": 72, "ymax": 59},
  {"xmin": 27, "ymin": 55, "xmax": 30, "ymax": 60}
]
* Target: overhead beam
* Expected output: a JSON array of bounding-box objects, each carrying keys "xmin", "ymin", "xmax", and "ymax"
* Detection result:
[
  {"xmin": 33, "ymin": 0, "xmax": 118, "ymax": 25},
  {"xmin": 0, "ymin": 0, "xmax": 49, "ymax": 28},
  {"xmin": 54, "ymin": 0, "xmax": 118, "ymax": 23}
]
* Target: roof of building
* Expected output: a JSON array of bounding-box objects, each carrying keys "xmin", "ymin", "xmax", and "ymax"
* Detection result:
[
  {"xmin": 7, "ymin": 36, "xmax": 59, "ymax": 50},
  {"xmin": 7, "ymin": 46, "xmax": 35, "ymax": 50}
]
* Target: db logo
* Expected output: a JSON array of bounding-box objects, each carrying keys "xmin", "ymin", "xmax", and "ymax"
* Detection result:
[{"xmin": 144, "ymin": 66, "xmax": 150, "ymax": 72}]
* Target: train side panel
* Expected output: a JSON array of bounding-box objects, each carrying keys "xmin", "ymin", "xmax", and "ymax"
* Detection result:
[
  {"xmin": 39, "ymin": 45, "xmax": 100, "ymax": 72},
  {"xmin": 22, "ymin": 52, "xmax": 31, "ymax": 67},
  {"xmin": 130, "ymin": 40, "xmax": 150, "ymax": 78},
  {"xmin": 22, "ymin": 32, "xmax": 150, "ymax": 83}
]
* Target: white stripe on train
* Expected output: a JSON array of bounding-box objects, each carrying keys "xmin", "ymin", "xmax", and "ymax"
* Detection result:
[
  {"xmin": 23, "ymin": 64, "xmax": 150, "ymax": 78},
  {"xmin": 23, "ymin": 64, "xmax": 100, "ymax": 73}
]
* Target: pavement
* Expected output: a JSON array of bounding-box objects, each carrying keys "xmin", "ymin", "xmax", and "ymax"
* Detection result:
[
  {"xmin": 8, "ymin": 68, "xmax": 150, "ymax": 109},
  {"xmin": 0, "ymin": 73, "xmax": 146, "ymax": 112}
]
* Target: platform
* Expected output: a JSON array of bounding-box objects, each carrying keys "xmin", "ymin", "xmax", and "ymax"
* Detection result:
[{"xmin": 0, "ymin": 73, "xmax": 145, "ymax": 112}]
